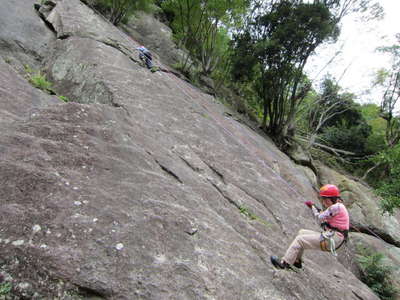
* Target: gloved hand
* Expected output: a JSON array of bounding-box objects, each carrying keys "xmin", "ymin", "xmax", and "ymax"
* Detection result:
[{"xmin": 304, "ymin": 200, "xmax": 314, "ymax": 208}]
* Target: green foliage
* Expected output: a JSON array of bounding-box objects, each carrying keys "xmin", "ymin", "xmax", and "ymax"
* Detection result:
[
  {"xmin": 230, "ymin": 1, "xmax": 339, "ymax": 145},
  {"xmin": 150, "ymin": 66, "xmax": 159, "ymax": 73},
  {"xmin": 362, "ymin": 103, "xmax": 382, "ymax": 121},
  {"xmin": 24, "ymin": 64, "xmax": 35, "ymax": 74},
  {"xmin": 24, "ymin": 66, "xmax": 73, "ymax": 103},
  {"xmin": 377, "ymin": 182, "xmax": 400, "ymax": 215},
  {"xmin": 317, "ymin": 79, "xmax": 363, "ymax": 129},
  {"xmin": 58, "ymin": 95, "xmax": 70, "ymax": 102},
  {"xmin": 357, "ymin": 246, "xmax": 397, "ymax": 300},
  {"xmin": 295, "ymin": 88, "xmax": 318, "ymax": 132},
  {"xmin": 320, "ymin": 124, "xmax": 371, "ymax": 155},
  {"xmin": 30, "ymin": 73, "xmax": 52, "ymax": 92},
  {"xmin": 310, "ymin": 146, "xmax": 345, "ymax": 171},
  {"xmin": 239, "ymin": 205, "xmax": 271, "ymax": 227},
  {"xmin": 374, "ymin": 39, "xmax": 400, "ymax": 147},
  {"xmin": 239, "ymin": 206, "xmax": 257, "ymax": 220},
  {"xmin": 171, "ymin": 62, "xmax": 204, "ymax": 88},
  {"xmin": 361, "ymin": 103, "xmax": 386, "ymax": 153},
  {"xmin": 171, "ymin": 62, "xmax": 194, "ymax": 79},
  {"xmin": 369, "ymin": 144, "xmax": 400, "ymax": 214},
  {"xmin": 161, "ymin": 0, "xmax": 248, "ymax": 75},
  {"xmin": 229, "ymin": 31, "xmax": 258, "ymax": 83},
  {"xmin": 360, "ymin": 38, "xmax": 400, "ymax": 211},
  {"xmin": 25, "ymin": 65, "xmax": 53, "ymax": 94},
  {"xmin": 0, "ymin": 282, "xmax": 12, "ymax": 296},
  {"xmin": 90, "ymin": 0, "xmax": 154, "ymax": 25},
  {"xmin": 302, "ymin": 76, "xmax": 372, "ymax": 155},
  {"xmin": 374, "ymin": 68, "xmax": 391, "ymax": 86}
]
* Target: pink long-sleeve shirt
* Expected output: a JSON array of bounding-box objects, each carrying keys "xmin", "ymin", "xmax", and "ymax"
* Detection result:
[{"xmin": 312, "ymin": 202, "xmax": 350, "ymax": 231}]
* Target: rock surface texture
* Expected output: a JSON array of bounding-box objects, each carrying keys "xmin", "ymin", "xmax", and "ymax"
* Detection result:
[{"xmin": 0, "ymin": 0, "xmax": 395, "ymax": 299}]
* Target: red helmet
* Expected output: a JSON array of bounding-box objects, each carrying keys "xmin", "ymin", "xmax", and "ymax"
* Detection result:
[{"xmin": 319, "ymin": 184, "xmax": 340, "ymax": 198}]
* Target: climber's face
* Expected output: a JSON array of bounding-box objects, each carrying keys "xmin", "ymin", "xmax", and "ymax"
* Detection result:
[{"xmin": 322, "ymin": 197, "xmax": 334, "ymax": 208}]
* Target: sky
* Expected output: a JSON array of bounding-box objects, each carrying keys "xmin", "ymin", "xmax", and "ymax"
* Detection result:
[{"xmin": 305, "ymin": 0, "xmax": 399, "ymax": 106}]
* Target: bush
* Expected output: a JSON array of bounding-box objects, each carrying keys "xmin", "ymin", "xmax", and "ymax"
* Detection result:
[
  {"xmin": 357, "ymin": 246, "xmax": 397, "ymax": 300},
  {"xmin": 88, "ymin": 0, "xmax": 154, "ymax": 25},
  {"xmin": 320, "ymin": 123, "xmax": 371, "ymax": 155},
  {"xmin": 0, "ymin": 282, "xmax": 12, "ymax": 296},
  {"xmin": 24, "ymin": 65, "xmax": 53, "ymax": 94},
  {"xmin": 376, "ymin": 182, "xmax": 400, "ymax": 215},
  {"xmin": 29, "ymin": 71, "xmax": 53, "ymax": 92},
  {"xmin": 368, "ymin": 145, "xmax": 400, "ymax": 214},
  {"xmin": 58, "ymin": 95, "xmax": 70, "ymax": 102}
]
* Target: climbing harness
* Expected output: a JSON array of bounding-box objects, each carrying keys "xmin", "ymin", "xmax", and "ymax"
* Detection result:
[
  {"xmin": 320, "ymin": 222, "xmax": 349, "ymax": 256},
  {"xmin": 320, "ymin": 230, "xmax": 336, "ymax": 255}
]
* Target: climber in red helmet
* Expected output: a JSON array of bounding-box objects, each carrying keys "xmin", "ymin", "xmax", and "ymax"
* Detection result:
[{"xmin": 271, "ymin": 184, "xmax": 350, "ymax": 270}]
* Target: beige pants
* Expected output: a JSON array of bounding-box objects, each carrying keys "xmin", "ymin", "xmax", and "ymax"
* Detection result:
[{"xmin": 282, "ymin": 229, "xmax": 344, "ymax": 265}]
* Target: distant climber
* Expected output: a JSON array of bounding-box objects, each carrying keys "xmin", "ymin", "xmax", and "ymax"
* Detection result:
[
  {"xmin": 271, "ymin": 184, "xmax": 349, "ymax": 270},
  {"xmin": 137, "ymin": 45, "xmax": 153, "ymax": 69}
]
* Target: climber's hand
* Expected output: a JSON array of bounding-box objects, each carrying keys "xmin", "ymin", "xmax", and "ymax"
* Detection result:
[{"xmin": 304, "ymin": 201, "xmax": 314, "ymax": 208}]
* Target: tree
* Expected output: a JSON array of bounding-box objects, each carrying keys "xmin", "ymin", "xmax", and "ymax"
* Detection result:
[
  {"xmin": 372, "ymin": 145, "xmax": 400, "ymax": 214},
  {"xmin": 305, "ymin": 77, "xmax": 349, "ymax": 148},
  {"xmin": 243, "ymin": 0, "xmax": 381, "ymax": 21},
  {"xmin": 231, "ymin": 1, "xmax": 339, "ymax": 146},
  {"xmin": 363, "ymin": 36, "xmax": 400, "ymax": 213},
  {"xmin": 162, "ymin": 0, "xmax": 249, "ymax": 75},
  {"xmin": 92, "ymin": 0, "xmax": 153, "ymax": 25},
  {"xmin": 363, "ymin": 38, "xmax": 400, "ymax": 172},
  {"xmin": 375, "ymin": 40, "xmax": 400, "ymax": 148},
  {"xmin": 299, "ymin": 76, "xmax": 371, "ymax": 155},
  {"xmin": 360, "ymin": 103, "xmax": 386, "ymax": 154}
]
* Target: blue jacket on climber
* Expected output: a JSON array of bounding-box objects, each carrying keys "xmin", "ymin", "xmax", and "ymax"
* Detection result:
[{"xmin": 137, "ymin": 46, "xmax": 153, "ymax": 69}]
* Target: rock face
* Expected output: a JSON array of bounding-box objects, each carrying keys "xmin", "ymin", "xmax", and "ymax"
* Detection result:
[
  {"xmin": 121, "ymin": 11, "xmax": 186, "ymax": 67},
  {"xmin": 0, "ymin": 0, "xmax": 54, "ymax": 74},
  {"xmin": 0, "ymin": 0, "xmax": 388, "ymax": 299}
]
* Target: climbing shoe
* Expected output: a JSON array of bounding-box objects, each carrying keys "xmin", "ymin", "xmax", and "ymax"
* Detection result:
[
  {"xmin": 293, "ymin": 260, "xmax": 302, "ymax": 269},
  {"xmin": 270, "ymin": 256, "xmax": 291, "ymax": 269}
]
